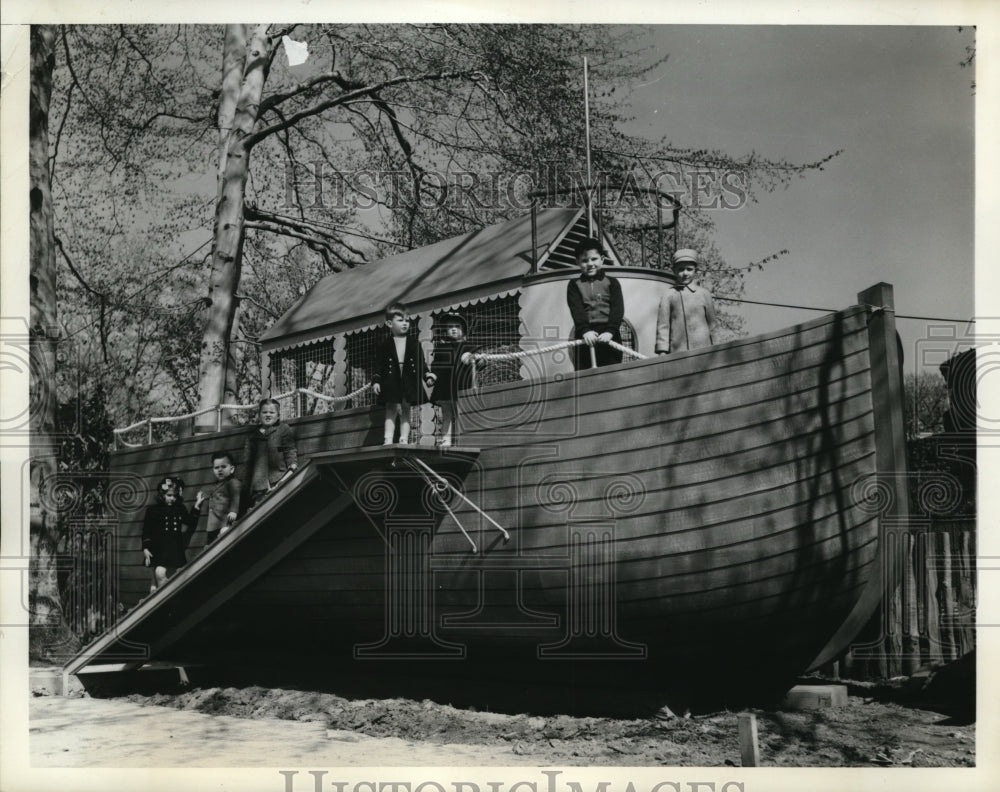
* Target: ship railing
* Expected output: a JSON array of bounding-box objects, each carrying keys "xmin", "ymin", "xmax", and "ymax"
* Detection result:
[
  {"xmin": 113, "ymin": 384, "xmax": 372, "ymax": 449},
  {"xmin": 467, "ymin": 337, "xmax": 647, "ymax": 389},
  {"xmin": 115, "ymin": 339, "xmax": 643, "ymax": 449}
]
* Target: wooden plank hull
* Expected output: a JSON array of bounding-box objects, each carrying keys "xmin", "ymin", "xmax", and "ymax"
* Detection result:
[{"xmin": 87, "ymin": 303, "xmax": 888, "ymax": 705}]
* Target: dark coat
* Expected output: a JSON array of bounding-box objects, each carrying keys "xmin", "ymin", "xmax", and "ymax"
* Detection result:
[
  {"xmin": 142, "ymin": 502, "xmax": 198, "ymax": 568},
  {"xmin": 428, "ymin": 339, "xmax": 480, "ymax": 404},
  {"xmin": 241, "ymin": 422, "xmax": 298, "ymax": 491},
  {"xmin": 373, "ymin": 334, "xmax": 428, "ymax": 406},
  {"xmin": 566, "ymin": 271, "xmax": 625, "ymax": 338},
  {"xmin": 567, "ymin": 272, "xmax": 626, "ymax": 370}
]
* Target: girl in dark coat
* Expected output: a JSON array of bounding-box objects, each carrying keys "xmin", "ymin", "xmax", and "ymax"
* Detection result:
[
  {"xmin": 142, "ymin": 480, "xmax": 200, "ymax": 592},
  {"xmin": 424, "ymin": 313, "xmax": 484, "ymax": 446},
  {"xmin": 372, "ymin": 302, "xmax": 428, "ymax": 445}
]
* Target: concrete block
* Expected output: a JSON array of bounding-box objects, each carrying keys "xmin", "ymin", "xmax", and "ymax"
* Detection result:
[
  {"xmin": 781, "ymin": 684, "xmax": 848, "ymax": 710},
  {"xmin": 30, "ymin": 667, "xmax": 85, "ymax": 697}
]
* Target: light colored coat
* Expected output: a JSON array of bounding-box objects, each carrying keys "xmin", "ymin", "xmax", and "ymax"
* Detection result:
[{"xmin": 654, "ymin": 284, "xmax": 717, "ymax": 354}]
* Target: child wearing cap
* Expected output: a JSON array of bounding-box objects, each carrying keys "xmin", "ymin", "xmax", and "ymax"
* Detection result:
[
  {"xmin": 566, "ymin": 237, "xmax": 626, "ymax": 369},
  {"xmin": 372, "ymin": 301, "xmax": 428, "ymax": 445},
  {"xmin": 655, "ymin": 249, "xmax": 717, "ymax": 354},
  {"xmin": 424, "ymin": 312, "xmax": 485, "ymax": 447}
]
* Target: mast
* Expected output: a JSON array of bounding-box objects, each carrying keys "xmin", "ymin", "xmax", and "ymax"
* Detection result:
[{"xmin": 583, "ymin": 56, "xmax": 594, "ymax": 237}]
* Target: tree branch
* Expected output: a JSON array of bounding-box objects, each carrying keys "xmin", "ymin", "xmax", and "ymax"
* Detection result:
[
  {"xmin": 236, "ymin": 291, "xmax": 280, "ymax": 320},
  {"xmin": 246, "ymin": 69, "xmax": 481, "ymax": 149},
  {"xmin": 259, "ymin": 69, "xmax": 354, "ymax": 114},
  {"xmin": 54, "ymin": 235, "xmax": 104, "ymax": 298}
]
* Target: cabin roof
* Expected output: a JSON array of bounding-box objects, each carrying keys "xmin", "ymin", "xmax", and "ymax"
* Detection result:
[{"xmin": 261, "ymin": 207, "xmax": 597, "ymax": 349}]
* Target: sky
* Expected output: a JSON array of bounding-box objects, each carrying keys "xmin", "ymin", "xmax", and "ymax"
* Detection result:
[{"xmin": 619, "ymin": 25, "xmax": 975, "ymax": 375}]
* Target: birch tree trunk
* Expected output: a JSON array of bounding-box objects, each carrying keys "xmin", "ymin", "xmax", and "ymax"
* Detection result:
[
  {"xmin": 196, "ymin": 24, "xmax": 273, "ymax": 431},
  {"xmin": 29, "ymin": 24, "xmax": 76, "ymax": 659}
]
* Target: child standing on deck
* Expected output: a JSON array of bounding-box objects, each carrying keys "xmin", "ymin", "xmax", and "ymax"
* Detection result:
[
  {"xmin": 142, "ymin": 480, "xmax": 200, "ymax": 593},
  {"xmin": 372, "ymin": 302, "xmax": 428, "ymax": 445},
  {"xmin": 197, "ymin": 451, "xmax": 242, "ymax": 545},
  {"xmin": 566, "ymin": 238, "xmax": 626, "ymax": 370},
  {"xmin": 424, "ymin": 313, "xmax": 485, "ymax": 447},
  {"xmin": 242, "ymin": 398, "xmax": 298, "ymax": 508},
  {"xmin": 654, "ymin": 249, "xmax": 717, "ymax": 355}
]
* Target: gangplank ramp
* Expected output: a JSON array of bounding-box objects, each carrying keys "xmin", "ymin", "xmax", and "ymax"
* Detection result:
[{"xmin": 63, "ymin": 446, "xmax": 480, "ymax": 684}]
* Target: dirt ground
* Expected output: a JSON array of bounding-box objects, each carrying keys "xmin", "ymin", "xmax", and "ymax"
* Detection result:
[{"xmin": 30, "ymin": 674, "xmax": 975, "ymax": 768}]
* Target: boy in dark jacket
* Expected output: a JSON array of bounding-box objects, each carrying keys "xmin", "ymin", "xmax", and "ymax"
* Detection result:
[
  {"xmin": 372, "ymin": 302, "xmax": 428, "ymax": 445},
  {"xmin": 197, "ymin": 451, "xmax": 242, "ymax": 545},
  {"xmin": 566, "ymin": 237, "xmax": 625, "ymax": 369}
]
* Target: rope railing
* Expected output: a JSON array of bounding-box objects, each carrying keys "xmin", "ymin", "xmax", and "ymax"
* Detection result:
[
  {"xmin": 113, "ymin": 384, "xmax": 372, "ymax": 448},
  {"xmin": 468, "ymin": 337, "xmax": 647, "ymax": 363},
  {"xmin": 467, "ymin": 337, "xmax": 647, "ymax": 389},
  {"xmin": 113, "ymin": 339, "xmax": 645, "ymax": 448}
]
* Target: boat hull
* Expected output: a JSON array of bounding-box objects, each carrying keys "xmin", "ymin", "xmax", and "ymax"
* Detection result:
[{"xmin": 90, "ymin": 302, "xmax": 888, "ymax": 707}]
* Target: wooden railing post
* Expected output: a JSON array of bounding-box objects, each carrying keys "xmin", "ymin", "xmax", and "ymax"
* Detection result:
[{"xmin": 859, "ymin": 282, "xmax": 917, "ymax": 674}]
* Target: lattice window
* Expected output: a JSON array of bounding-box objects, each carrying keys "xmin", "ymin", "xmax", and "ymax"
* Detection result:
[
  {"xmin": 619, "ymin": 319, "xmax": 637, "ymax": 354},
  {"xmin": 432, "ymin": 294, "xmax": 522, "ymax": 387},
  {"xmin": 343, "ymin": 320, "xmax": 424, "ymax": 410},
  {"xmin": 269, "ymin": 338, "xmax": 337, "ymax": 417},
  {"xmin": 343, "ymin": 327, "xmax": 380, "ymax": 409}
]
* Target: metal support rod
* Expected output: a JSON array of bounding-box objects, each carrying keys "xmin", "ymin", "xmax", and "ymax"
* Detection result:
[
  {"xmin": 409, "ymin": 457, "xmax": 510, "ymax": 541},
  {"xmin": 589, "ymin": 346, "xmax": 598, "ymax": 368},
  {"xmin": 530, "ymin": 200, "xmax": 538, "ymax": 273},
  {"xmin": 657, "ymin": 202, "xmax": 664, "ymax": 269},
  {"xmin": 583, "ymin": 56, "xmax": 594, "ymax": 237},
  {"xmin": 147, "ymin": 419, "xmax": 153, "ymax": 445},
  {"xmin": 583, "ymin": 56, "xmax": 593, "ymax": 191},
  {"xmin": 437, "ymin": 485, "xmax": 477, "ymax": 553},
  {"xmin": 403, "ymin": 460, "xmax": 477, "ymax": 552}
]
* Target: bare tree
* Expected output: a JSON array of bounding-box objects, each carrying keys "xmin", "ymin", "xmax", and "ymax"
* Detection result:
[
  {"xmin": 50, "ymin": 24, "xmax": 840, "ymax": 432},
  {"xmin": 30, "ymin": 24, "xmax": 78, "ymax": 659}
]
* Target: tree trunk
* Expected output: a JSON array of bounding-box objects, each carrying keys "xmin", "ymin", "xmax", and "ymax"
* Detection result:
[
  {"xmin": 196, "ymin": 24, "xmax": 273, "ymax": 431},
  {"xmin": 30, "ymin": 24, "xmax": 77, "ymax": 660}
]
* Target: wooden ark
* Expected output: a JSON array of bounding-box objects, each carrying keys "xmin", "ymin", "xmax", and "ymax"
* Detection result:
[{"xmin": 64, "ymin": 209, "xmax": 909, "ymax": 710}]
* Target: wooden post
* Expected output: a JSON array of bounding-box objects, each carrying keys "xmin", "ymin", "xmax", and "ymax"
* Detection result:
[
  {"xmin": 858, "ymin": 283, "xmax": 916, "ymax": 673},
  {"xmin": 738, "ymin": 713, "xmax": 760, "ymax": 767},
  {"xmin": 937, "ymin": 530, "xmax": 957, "ymax": 661}
]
